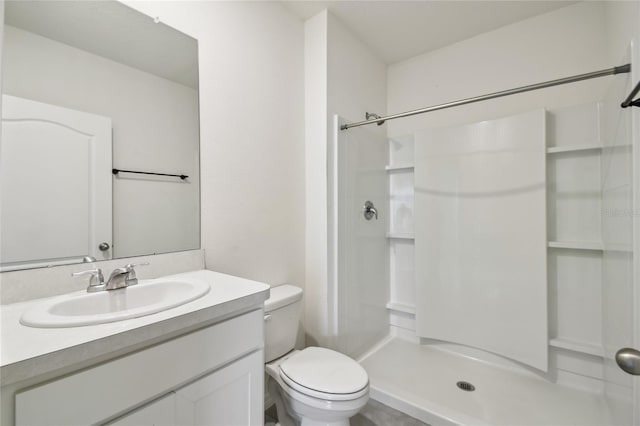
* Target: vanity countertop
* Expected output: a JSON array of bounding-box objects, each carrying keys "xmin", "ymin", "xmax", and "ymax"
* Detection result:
[{"xmin": 0, "ymin": 269, "xmax": 270, "ymax": 386}]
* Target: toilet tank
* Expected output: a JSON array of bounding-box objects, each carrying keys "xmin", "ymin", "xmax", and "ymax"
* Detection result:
[{"xmin": 264, "ymin": 285, "xmax": 302, "ymax": 363}]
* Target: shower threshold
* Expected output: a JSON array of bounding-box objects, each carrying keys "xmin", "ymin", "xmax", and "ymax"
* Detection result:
[{"xmin": 358, "ymin": 337, "xmax": 611, "ymax": 426}]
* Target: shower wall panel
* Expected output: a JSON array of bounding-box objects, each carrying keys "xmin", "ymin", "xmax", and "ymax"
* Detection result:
[
  {"xmin": 414, "ymin": 110, "xmax": 548, "ymax": 371},
  {"xmin": 334, "ymin": 119, "xmax": 389, "ymax": 358}
]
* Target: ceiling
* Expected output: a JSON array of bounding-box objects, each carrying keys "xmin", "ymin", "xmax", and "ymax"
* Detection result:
[
  {"xmin": 5, "ymin": 1, "xmax": 198, "ymax": 89},
  {"xmin": 282, "ymin": 1, "xmax": 578, "ymax": 64}
]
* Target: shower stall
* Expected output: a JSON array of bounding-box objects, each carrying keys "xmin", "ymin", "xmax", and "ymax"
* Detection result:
[
  {"xmin": 330, "ymin": 116, "xmax": 389, "ymax": 359},
  {"xmin": 329, "ymin": 63, "xmax": 640, "ymax": 425}
]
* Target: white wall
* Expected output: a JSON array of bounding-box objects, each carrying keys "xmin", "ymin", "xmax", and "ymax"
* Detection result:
[
  {"xmin": 605, "ymin": 1, "xmax": 640, "ymax": 64},
  {"xmin": 304, "ymin": 10, "xmax": 387, "ymax": 347},
  {"xmin": 125, "ymin": 2, "xmax": 305, "ymax": 291},
  {"xmin": 387, "ymin": 2, "xmax": 612, "ymax": 137},
  {"xmin": 2, "ymin": 25, "xmax": 199, "ymax": 258},
  {"xmin": 327, "ymin": 14, "xmax": 387, "ymax": 129},
  {"xmin": 304, "ymin": 10, "xmax": 330, "ymax": 347},
  {"xmin": 0, "ymin": 2, "xmax": 3, "ymax": 122}
]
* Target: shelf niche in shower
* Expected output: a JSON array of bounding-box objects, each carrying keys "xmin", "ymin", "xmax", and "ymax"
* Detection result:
[
  {"xmin": 548, "ymin": 241, "xmax": 603, "ymax": 250},
  {"xmin": 385, "ymin": 164, "xmax": 414, "ymax": 172}
]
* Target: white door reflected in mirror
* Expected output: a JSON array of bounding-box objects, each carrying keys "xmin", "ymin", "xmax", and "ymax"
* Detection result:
[{"xmin": 1, "ymin": 95, "xmax": 113, "ymax": 271}]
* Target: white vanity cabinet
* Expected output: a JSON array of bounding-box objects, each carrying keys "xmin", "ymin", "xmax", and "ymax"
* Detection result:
[
  {"xmin": 14, "ymin": 309, "xmax": 265, "ymax": 426},
  {"xmin": 109, "ymin": 351, "xmax": 263, "ymax": 426}
]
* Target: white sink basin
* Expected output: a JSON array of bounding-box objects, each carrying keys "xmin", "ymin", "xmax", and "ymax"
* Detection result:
[{"xmin": 20, "ymin": 278, "xmax": 210, "ymax": 328}]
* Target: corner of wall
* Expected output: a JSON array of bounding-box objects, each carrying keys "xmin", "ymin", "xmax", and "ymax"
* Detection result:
[{"xmin": 304, "ymin": 9, "xmax": 330, "ymax": 348}]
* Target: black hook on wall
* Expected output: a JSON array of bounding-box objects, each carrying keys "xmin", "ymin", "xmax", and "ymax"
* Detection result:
[{"xmin": 621, "ymin": 80, "xmax": 640, "ymax": 108}]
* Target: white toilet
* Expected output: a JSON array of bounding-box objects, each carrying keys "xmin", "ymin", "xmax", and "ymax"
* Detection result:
[{"xmin": 264, "ymin": 285, "xmax": 369, "ymax": 426}]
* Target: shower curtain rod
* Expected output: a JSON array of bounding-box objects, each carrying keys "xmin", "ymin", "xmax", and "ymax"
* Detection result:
[{"xmin": 340, "ymin": 64, "xmax": 631, "ymax": 130}]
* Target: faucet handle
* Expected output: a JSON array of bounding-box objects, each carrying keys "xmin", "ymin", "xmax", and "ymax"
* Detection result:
[
  {"xmin": 124, "ymin": 262, "xmax": 149, "ymax": 270},
  {"xmin": 123, "ymin": 262, "xmax": 149, "ymax": 286},
  {"xmin": 72, "ymin": 268, "xmax": 105, "ymax": 292},
  {"xmin": 72, "ymin": 268, "xmax": 103, "ymax": 279}
]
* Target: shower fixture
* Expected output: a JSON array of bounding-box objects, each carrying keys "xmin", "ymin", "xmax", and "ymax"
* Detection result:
[{"xmin": 365, "ymin": 112, "xmax": 385, "ymax": 126}]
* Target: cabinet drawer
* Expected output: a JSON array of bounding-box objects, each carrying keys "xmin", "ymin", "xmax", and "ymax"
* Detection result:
[
  {"xmin": 16, "ymin": 309, "xmax": 264, "ymax": 425},
  {"xmin": 107, "ymin": 393, "xmax": 175, "ymax": 426}
]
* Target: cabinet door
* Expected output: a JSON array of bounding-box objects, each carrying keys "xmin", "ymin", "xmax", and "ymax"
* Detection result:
[
  {"xmin": 108, "ymin": 393, "xmax": 175, "ymax": 426},
  {"xmin": 174, "ymin": 350, "xmax": 264, "ymax": 426}
]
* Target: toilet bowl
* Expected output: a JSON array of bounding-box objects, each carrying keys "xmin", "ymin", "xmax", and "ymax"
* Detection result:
[{"xmin": 264, "ymin": 285, "xmax": 369, "ymax": 426}]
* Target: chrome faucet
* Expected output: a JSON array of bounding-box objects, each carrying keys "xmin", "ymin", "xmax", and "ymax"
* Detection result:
[
  {"xmin": 72, "ymin": 262, "xmax": 149, "ymax": 292},
  {"xmin": 105, "ymin": 263, "xmax": 149, "ymax": 290}
]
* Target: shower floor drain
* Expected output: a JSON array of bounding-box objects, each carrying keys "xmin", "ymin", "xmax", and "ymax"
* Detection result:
[{"xmin": 456, "ymin": 381, "xmax": 476, "ymax": 391}]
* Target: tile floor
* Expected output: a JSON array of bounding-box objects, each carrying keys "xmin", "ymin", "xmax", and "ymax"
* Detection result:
[
  {"xmin": 351, "ymin": 399, "xmax": 429, "ymax": 426},
  {"xmin": 264, "ymin": 398, "xmax": 428, "ymax": 426}
]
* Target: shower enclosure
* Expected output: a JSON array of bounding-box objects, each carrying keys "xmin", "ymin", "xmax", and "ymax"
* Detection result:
[
  {"xmin": 330, "ymin": 69, "xmax": 640, "ymax": 424},
  {"xmin": 331, "ymin": 117, "xmax": 389, "ymax": 359}
]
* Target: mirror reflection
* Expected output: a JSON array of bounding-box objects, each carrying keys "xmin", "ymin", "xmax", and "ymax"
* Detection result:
[{"xmin": 1, "ymin": 1, "xmax": 200, "ymax": 271}]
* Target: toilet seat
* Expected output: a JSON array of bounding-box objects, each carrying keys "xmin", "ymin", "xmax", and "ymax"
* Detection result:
[{"xmin": 278, "ymin": 347, "xmax": 369, "ymax": 401}]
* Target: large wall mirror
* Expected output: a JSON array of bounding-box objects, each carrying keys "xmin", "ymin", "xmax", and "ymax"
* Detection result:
[{"xmin": 1, "ymin": 1, "xmax": 200, "ymax": 271}]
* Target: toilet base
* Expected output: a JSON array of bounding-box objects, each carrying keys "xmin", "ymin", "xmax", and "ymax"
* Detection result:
[{"xmin": 267, "ymin": 375, "xmax": 366, "ymax": 426}]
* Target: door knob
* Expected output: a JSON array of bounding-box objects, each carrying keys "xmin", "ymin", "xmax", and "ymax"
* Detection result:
[
  {"xmin": 364, "ymin": 200, "xmax": 378, "ymax": 220},
  {"xmin": 615, "ymin": 348, "xmax": 640, "ymax": 375},
  {"xmin": 98, "ymin": 242, "xmax": 110, "ymax": 251}
]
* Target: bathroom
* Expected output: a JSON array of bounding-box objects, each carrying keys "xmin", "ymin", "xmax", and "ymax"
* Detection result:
[{"xmin": 1, "ymin": 0, "xmax": 639, "ymax": 425}]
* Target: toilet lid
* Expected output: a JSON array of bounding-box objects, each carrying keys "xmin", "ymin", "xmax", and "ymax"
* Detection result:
[{"xmin": 279, "ymin": 347, "xmax": 369, "ymax": 397}]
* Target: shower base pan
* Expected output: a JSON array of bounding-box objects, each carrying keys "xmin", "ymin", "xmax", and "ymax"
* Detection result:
[{"xmin": 359, "ymin": 337, "xmax": 610, "ymax": 426}]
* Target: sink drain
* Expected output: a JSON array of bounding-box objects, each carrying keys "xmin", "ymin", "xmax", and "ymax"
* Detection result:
[{"xmin": 456, "ymin": 381, "xmax": 476, "ymax": 392}]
